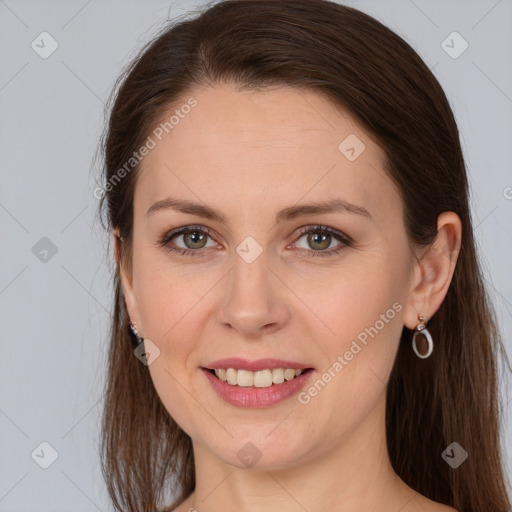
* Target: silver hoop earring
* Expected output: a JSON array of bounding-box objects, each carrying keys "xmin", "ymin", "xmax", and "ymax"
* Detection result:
[
  {"xmin": 412, "ymin": 314, "xmax": 433, "ymax": 359},
  {"xmin": 129, "ymin": 321, "xmax": 144, "ymax": 347}
]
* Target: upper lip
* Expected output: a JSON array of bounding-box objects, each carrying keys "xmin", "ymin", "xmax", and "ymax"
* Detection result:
[{"xmin": 203, "ymin": 357, "xmax": 313, "ymax": 371}]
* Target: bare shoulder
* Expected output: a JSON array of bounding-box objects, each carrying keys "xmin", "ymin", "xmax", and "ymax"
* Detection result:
[
  {"xmin": 413, "ymin": 494, "xmax": 458, "ymax": 512},
  {"xmin": 168, "ymin": 494, "xmax": 195, "ymax": 512},
  {"xmin": 396, "ymin": 479, "xmax": 458, "ymax": 512},
  {"xmin": 429, "ymin": 505, "xmax": 458, "ymax": 512},
  {"xmin": 171, "ymin": 491, "xmax": 459, "ymax": 512},
  {"xmin": 168, "ymin": 504, "xmax": 192, "ymax": 512},
  {"xmin": 167, "ymin": 504, "xmax": 190, "ymax": 512},
  {"xmin": 428, "ymin": 504, "xmax": 458, "ymax": 512}
]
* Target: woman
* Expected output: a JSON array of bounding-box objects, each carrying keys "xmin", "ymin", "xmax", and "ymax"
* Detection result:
[{"xmin": 96, "ymin": 0, "xmax": 511, "ymax": 511}]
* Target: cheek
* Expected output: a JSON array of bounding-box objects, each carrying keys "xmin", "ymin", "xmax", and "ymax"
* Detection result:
[
  {"xmin": 135, "ymin": 268, "xmax": 209, "ymax": 437},
  {"xmin": 148, "ymin": 363, "xmax": 205, "ymax": 442},
  {"xmin": 299, "ymin": 255, "xmax": 402, "ymax": 351},
  {"xmin": 300, "ymin": 255, "xmax": 405, "ymax": 411},
  {"xmin": 298, "ymin": 309, "xmax": 403, "ymax": 444},
  {"xmin": 133, "ymin": 251, "xmax": 218, "ymax": 345}
]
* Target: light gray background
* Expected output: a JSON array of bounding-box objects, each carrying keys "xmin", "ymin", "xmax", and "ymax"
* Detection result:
[{"xmin": 1, "ymin": 0, "xmax": 511, "ymax": 510}]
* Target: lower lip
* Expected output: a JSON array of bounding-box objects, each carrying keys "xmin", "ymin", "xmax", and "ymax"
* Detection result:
[{"xmin": 201, "ymin": 368, "xmax": 315, "ymax": 408}]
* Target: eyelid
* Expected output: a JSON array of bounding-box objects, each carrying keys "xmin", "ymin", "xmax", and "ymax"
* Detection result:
[
  {"xmin": 159, "ymin": 223, "xmax": 353, "ymax": 257},
  {"xmin": 289, "ymin": 224, "xmax": 352, "ymax": 257},
  {"xmin": 292, "ymin": 224, "xmax": 353, "ymax": 246},
  {"xmin": 159, "ymin": 224, "xmax": 220, "ymax": 250}
]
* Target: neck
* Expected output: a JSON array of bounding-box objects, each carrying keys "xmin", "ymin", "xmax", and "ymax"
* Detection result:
[{"xmin": 184, "ymin": 395, "xmax": 418, "ymax": 512}]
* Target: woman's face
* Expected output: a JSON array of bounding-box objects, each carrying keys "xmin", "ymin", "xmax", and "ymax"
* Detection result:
[{"xmin": 120, "ymin": 83, "xmax": 419, "ymax": 469}]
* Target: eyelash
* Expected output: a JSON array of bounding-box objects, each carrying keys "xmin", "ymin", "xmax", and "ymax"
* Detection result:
[{"xmin": 158, "ymin": 224, "xmax": 353, "ymax": 259}]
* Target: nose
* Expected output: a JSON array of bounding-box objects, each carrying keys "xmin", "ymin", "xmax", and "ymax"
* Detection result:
[{"xmin": 216, "ymin": 246, "xmax": 290, "ymax": 338}]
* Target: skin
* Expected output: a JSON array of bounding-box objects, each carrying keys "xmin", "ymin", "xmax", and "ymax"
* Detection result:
[{"xmin": 115, "ymin": 83, "xmax": 461, "ymax": 512}]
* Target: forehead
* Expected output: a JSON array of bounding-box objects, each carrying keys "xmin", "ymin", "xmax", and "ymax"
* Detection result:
[{"xmin": 136, "ymin": 83, "xmax": 402, "ymax": 230}]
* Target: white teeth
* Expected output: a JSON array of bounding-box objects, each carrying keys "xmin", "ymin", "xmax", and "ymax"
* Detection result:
[
  {"xmin": 237, "ymin": 369, "xmax": 253, "ymax": 387},
  {"xmin": 212, "ymin": 367, "xmax": 307, "ymax": 388},
  {"xmin": 254, "ymin": 370, "xmax": 273, "ymax": 387},
  {"xmin": 284, "ymin": 369, "xmax": 295, "ymax": 381},
  {"xmin": 272, "ymin": 368, "xmax": 285, "ymax": 384},
  {"xmin": 226, "ymin": 368, "xmax": 237, "ymax": 385}
]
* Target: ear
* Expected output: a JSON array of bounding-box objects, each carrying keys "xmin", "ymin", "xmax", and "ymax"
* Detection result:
[
  {"xmin": 113, "ymin": 228, "xmax": 140, "ymax": 326},
  {"xmin": 403, "ymin": 211, "xmax": 462, "ymax": 330}
]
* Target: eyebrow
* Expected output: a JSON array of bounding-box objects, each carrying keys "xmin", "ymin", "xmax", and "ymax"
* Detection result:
[{"xmin": 146, "ymin": 196, "xmax": 372, "ymax": 223}]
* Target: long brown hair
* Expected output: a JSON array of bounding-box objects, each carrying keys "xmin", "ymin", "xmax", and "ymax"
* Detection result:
[{"xmin": 96, "ymin": 1, "xmax": 511, "ymax": 510}]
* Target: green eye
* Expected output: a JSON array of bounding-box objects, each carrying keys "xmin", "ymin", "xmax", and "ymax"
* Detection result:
[
  {"xmin": 293, "ymin": 225, "xmax": 351, "ymax": 258},
  {"xmin": 160, "ymin": 225, "xmax": 216, "ymax": 257},
  {"xmin": 159, "ymin": 224, "xmax": 352, "ymax": 258},
  {"xmin": 181, "ymin": 230, "xmax": 209, "ymax": 250}
]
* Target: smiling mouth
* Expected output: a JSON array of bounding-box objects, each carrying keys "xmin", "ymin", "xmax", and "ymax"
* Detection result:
[{"xmin": 203, "ymin": 367, "xmax": 314, "ymax": 388}]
